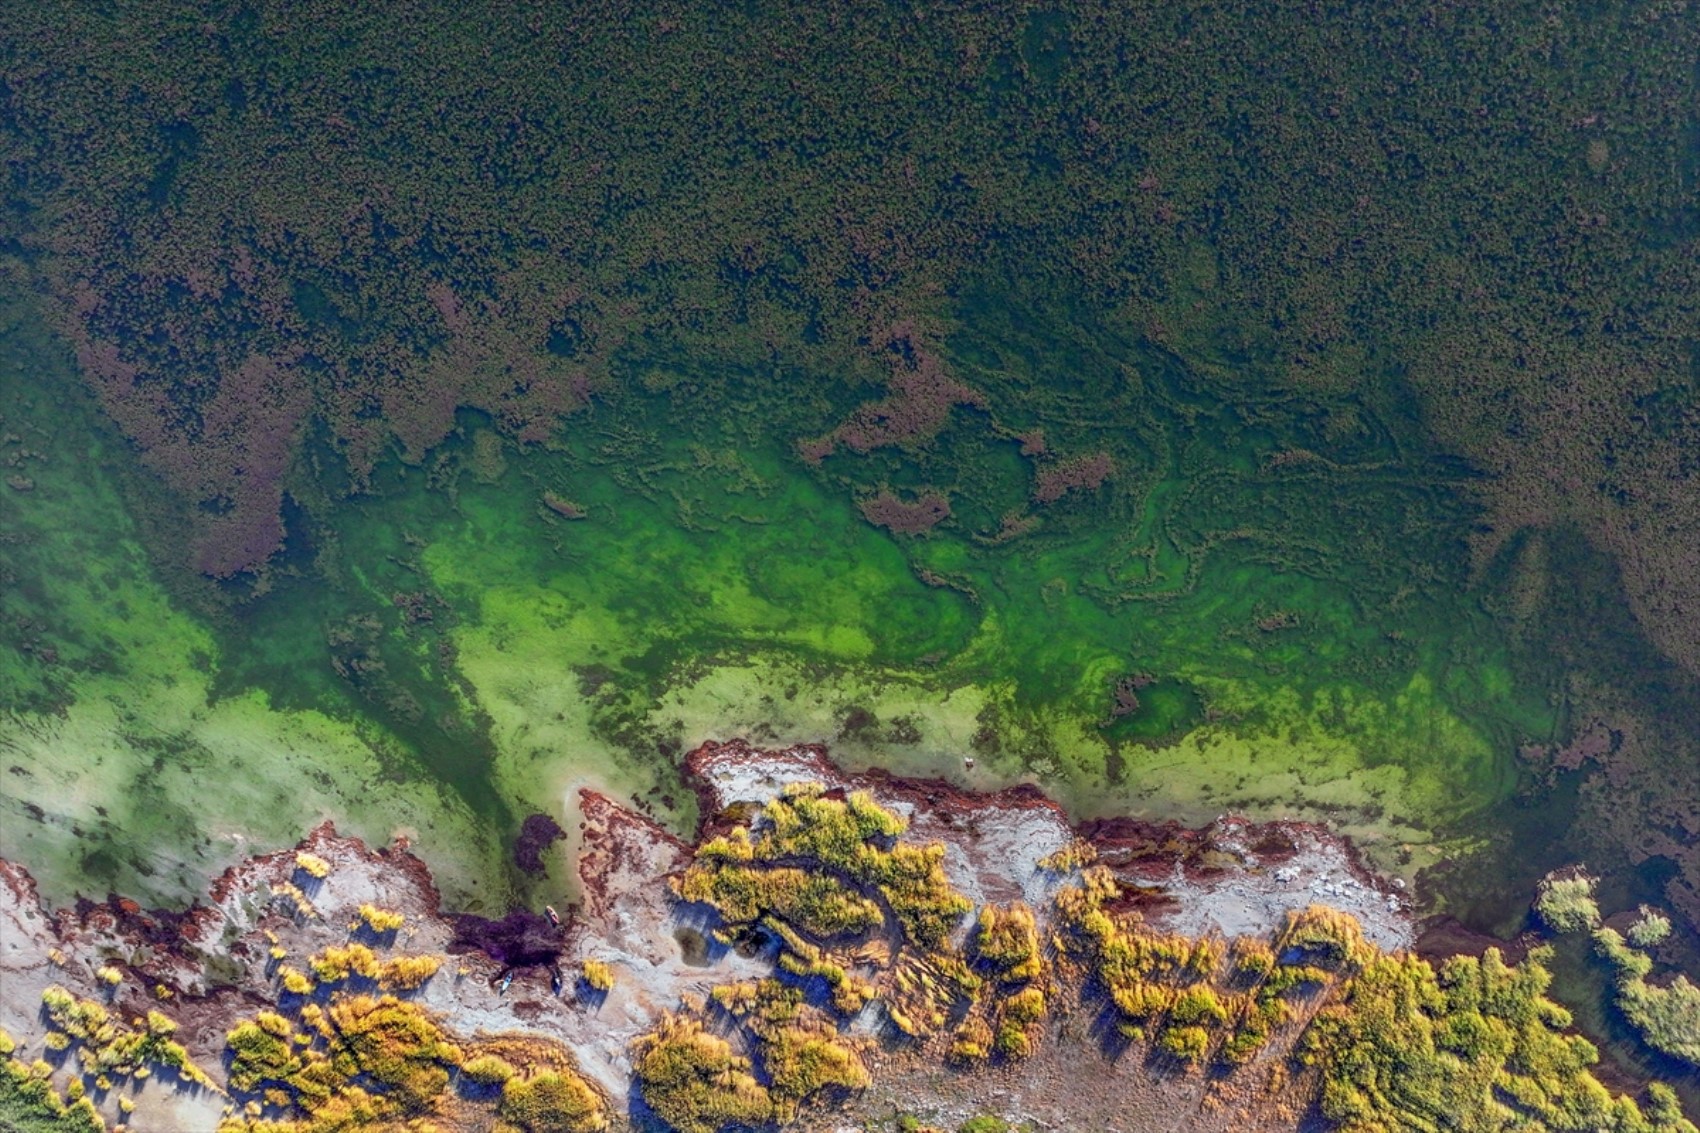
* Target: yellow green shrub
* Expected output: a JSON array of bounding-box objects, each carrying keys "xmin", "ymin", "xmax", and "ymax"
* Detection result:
[
  {"xmin": 293, "ymin": 852, "xmax": 331, "ymax": 880},
  {"xmin": 886, "ymin": 950, "xmax": 981, "ymax": 1038},
  {"xmin": 1001, "ymin": 986, "xmax": 1046, "ymax": 1026},
  {"xmin": 379, "ymin": 955, "xmax": 441, "ymax": 991},
  {"xmin": 224, "ymin": 993, "xmax": 463, "ymax": 1127},
  {"xmin": 324, "ymin": 994, "xmax": 461, "ymax": 1113},
  {"xmin": 760, "ymin": 1020, "xmax": 870, "ymax": 1122},
  {"xmin": 1300, "ymin": 946, "xmax": 1693, "ymax": 1132},
  {"xmin": 674, "ymin": 862, "xmax": 882, "ymax": 939},
  {"xmin": 309, "ymin": 943, "xmax": 380, "ymax": 984},
  {"xmin": 973, "ymin": 904, "xmax": 1042, "ymax": 982},
  {"xmin": 1158, "ymin": 1024, "xmax": 1210, "ymax": 1064},
  {"xmin": 227, "ymin": 1013, "xmax": 303, "ymax": 1093},
  {"xmin": 1111, "ymin": 982, "xmax": 1173, "ymax": 1021},
  {"xmin": 1038, "ymin": 841, "xmax": 1097, "ymax": 873},
  {"xmin": 630, "ymin": 1014, "xmax": 773, "ymax": 1133},
  {"xmin": 279, "ymin": 967, "xmax": 315, "ymax": 995},
  {"xmin": 498, "ymin": 1070, "xmax": 607, "ymax": 1132},
  {"xmin": 1230, "ymin": 938, "xmax": 1276, "ymax": 981},
  {"xmin": 1275, "ymin": 906, "xmax": 1371, "ymax": 971},
  {"xmin": 706, "ymin": 979, "xmax": 868, "ymax": 1123},
  {"xmin": 683, "ymin": 784, "xmax": 971, "ymax": 950},
  {"xmin": 949, "ymin": 1017, "xmax": 994, "ymax": 1062},
  {"xmin": 269, "ymin": 881, "xmax": 317, "ymax": 919},
  {"xmin": 39, "ymin": 985, "xmax": 212, "ymax": 1088},
  {"xmin": 355, "ymin": 904, "xmax": 406, "ymax": 934},
  {"xmin": 459, "ymin": 1053, "xmax": 518, "ymax": 1086},
  {"xmin": 774, "ymin": 944, "xmax": 875, "ymax": 1016},
  {"xmin": 1533, "ymin": 870, "xmax": 1601, "ymax": 934}
]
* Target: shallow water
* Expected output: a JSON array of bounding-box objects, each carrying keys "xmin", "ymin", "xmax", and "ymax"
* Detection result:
[{"xmin": 1, "ymin": 264, "xmax": 1572, "ymax": 919}]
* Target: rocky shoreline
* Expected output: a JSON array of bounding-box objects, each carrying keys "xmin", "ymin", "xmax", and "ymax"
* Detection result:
[{"xmin": 9, "ymin": 739, "xmax": 1673, "ymax": 1133}]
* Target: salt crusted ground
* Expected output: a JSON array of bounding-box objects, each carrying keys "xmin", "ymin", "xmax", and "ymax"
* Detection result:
[{"xmin": 0, "ymin": 739, "xmax": 1413, "ymax": 1131}]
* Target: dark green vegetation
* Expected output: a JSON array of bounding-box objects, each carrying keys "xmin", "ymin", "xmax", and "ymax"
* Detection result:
[{"xmin": 2, "ymin": 0, "xmax": 1699, "ymax": 951}]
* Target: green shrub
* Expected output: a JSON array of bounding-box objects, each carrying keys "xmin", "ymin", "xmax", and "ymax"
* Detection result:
[
  {"xmin": 499, "ymin": 1070, "xmax": 607, "ymax": 1132},
  {"xmin": 1170, "ymin": 986, "xmax": 1228, "ymax": 1028},
  {"xmin": 1595, "ymin": 928, "xmax": 1700, "ymax": 1066},
  {"xmin": 0, "ymin": 1055, "xmax": 103, "ymax": 1133},
  {"xmin": 993, "ymin": 1021, "xmax": 1031, "ymax": 1058},
  {"xmin": 959, "ymin": 1118, "xmax": 1010, "ymax": 1133},
  {"xmin": 1299, "ymin": 947, "xmax": 1694, "ymax": 1131},
  {"xmin": 630, "ymin": 1015, "xmax": 773, "ymax": 1133},
  {"xmin": 1218, "ymin": 1023, "xmax": 1269, "ymax": 1065},
  {"xmin": 459, "ymin": 1053, "xmax": 518, "ymax": 1086},
  {"xmin": 1534, "ymin": 871, "xmax": 1601, "ymax": 934},
  {"xmin": 1629, "ymin": 910, "xmax": 1673, "ymax": 949},
  {"xmin": 1158, "ymin": 1024, "xmax": 1210, "ymax": 1063}
]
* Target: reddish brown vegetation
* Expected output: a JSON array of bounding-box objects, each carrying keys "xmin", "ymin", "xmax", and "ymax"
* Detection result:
[
  {"xmin": 1108, "ymin": 672, "xmax": 1154, "ymax": 718},
  {"xmin": 857, "ymin": 488, "xmax": 951, "ymax": 535},
  {"xmin": 574, "ymin": 789, "xmax": 690, "ymax": 926},
  {"xmin": 802, "ymin": 320, "xmax": 983, "ymax": 462},
  {"xmin": 56, "ymin": 268, "xmax": 594, "ymax": 581},
  {"xmin": 542, "ymin": 492, "xmax": 587, "ymax": 519},
  {"xmin": 74, "ymin": 339, "xmax": 312, "ymax": 579},
  {"xmin": 1032, "ymin": 452, "xmax": 1115, "ymax": 504}
]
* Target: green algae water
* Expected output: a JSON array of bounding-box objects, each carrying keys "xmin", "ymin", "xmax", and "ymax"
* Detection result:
[
  {"xmin": 1, "ymin": 256, "xmax": 1570, "ymax": 913},
  {"xmin": 5, "ymin": 5, "xmax": 1700, "ymax": 1116}
]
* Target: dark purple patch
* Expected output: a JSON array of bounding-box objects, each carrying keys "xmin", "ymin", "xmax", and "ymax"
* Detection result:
[
  {"xmin": 513, "ymin": 812, "xmax": 567, "ymax": 875},
  {"xmin": 447, "ymin": 908, "xmax": 566, "ymax": 969}
]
